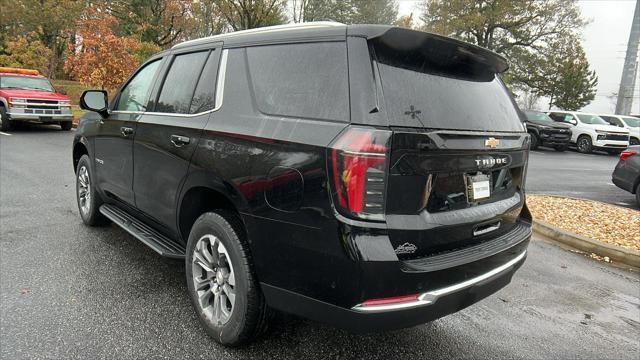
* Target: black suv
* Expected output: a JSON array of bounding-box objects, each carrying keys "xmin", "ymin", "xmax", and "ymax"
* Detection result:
[
  {"xmin": 524, "ymin": 110, "xmax": 572, "ymax": 151},
  {"xmin": 73, "ymin": 23, "xmax": 532, "ymax": 346}
]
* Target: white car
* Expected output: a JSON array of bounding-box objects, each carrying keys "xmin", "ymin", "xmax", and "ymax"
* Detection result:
[
  {"xmin": 547, "ymin": 111, "xmax": 630, "ymax": 154},
  {"xmin": 599, "ymin": 114, "xmax": 640, "ymax": 146}
]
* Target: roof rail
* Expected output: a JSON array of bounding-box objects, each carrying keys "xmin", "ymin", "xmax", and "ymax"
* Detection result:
[{"xmin": 172, "ymin": 21, "xmax": 345, "ymax": 49}]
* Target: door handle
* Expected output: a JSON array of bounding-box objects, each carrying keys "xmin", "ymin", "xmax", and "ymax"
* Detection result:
[
  {"xmin": 120, "ymin": 127, "xmax": 134, "ymax": 137},
  {"xmin": 170, "ymin": 135, "xmax": 190, "ymax": 147}
]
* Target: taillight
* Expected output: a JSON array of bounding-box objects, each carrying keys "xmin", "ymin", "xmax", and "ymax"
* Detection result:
[
  {"xmin": 620, "ymin": 150, "xmax": 637, "ymax": 161},
  {"xmin": 329, "ymin": 127, "xmax": 391, "ymax": 221}
]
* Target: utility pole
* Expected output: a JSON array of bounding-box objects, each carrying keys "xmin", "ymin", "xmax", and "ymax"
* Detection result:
[{"xmin": 615, "ymin": 0, "xmax": 640, "ymax": 115}]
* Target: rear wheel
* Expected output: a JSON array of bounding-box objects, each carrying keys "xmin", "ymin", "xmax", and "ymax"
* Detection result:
[
  {"xmin": 553, "ymin": 144, "xmax": 568, "ymax": 152},
  {"xmin": 529, "ymin": 132, "xmax": 539, "ymax": 150},
  {"xmin": 186, "ymin": 211, "xmax": 269, "ymax": 347},
  {"xmin": 60, "ymin": 121, "xmax": 72, "ymax": 131},
  {"xmin": 0, "ymin": 107, "xmax": 11, "ymax": 132},
  {"xmin": 636, "ymin": 183, "xmax": 640, "ymax": 207},
  {"xmin": 576, "ymin": 135, "xmax": 593, "ymax": 154}
]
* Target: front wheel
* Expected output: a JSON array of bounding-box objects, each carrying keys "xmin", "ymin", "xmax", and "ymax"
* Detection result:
[
  {"xmin": 0, "ymin": 107, "xmax": 11, "ymax": 132},
  {"xmin": 186, "ymin": 211, "xmax": 270, "ymax": 347},
  {"xmin": 630, "ymin": 137, "xmax": 639, "ymax": 146},
  {"xmin": 529, "ymin": 132, "xmax": 539, "ymax": 150},
  {"xmin": 76, "ymin": 155, "xmax": 109, "ymax": 226},
  {"xmin": 554, "ymin": 144, "xmax": 568, "ymax": 152},
  {"xmin": 60, "ymin": 121, "xmax": 72, "ymax": 131},
  {"xmin": 576, "ymin": 135, "xmax": 593, "ymax": 154}
]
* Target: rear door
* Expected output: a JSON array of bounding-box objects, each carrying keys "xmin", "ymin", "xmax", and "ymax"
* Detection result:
[
  {"xmin": 94, "ymin": 59, "xmax": 163, "ymax": 206},
  {"xmin": 350, "ymin": 32, "xmax": 530, "ymax": 259},
  {"xmin": 132, "ymin": 45, "xmax": 221, "ymax": 234}
]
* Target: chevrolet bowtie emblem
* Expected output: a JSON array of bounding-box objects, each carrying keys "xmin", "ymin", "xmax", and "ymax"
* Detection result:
[{"xmin": 485, "ymin": 137, "xmax": 499, "ymax": 148}]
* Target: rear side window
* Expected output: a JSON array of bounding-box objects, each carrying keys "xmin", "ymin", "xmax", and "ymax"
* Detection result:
[
  {"xmin": 189, "ymin": 51, "xmax": 219, "ymax": 114},
  {"xmin": 246, "ymin": 42, "xmax": 348, "ymax": 122},
  {"xmin": 373, "ymin": 40, "xmax": 523, "ymax": 132},
  {"xmin": 155, "ymin": 51, "xmax": 209, "ymax": 114}
]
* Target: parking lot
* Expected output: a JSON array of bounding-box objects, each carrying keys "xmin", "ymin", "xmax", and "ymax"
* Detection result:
[
  {"xmin": 528, "ymin": 147, "xmax": 638, "ymax": 209},
  {"xmin": 1, "ymin": 127, "xmax": 639, "ymax": 359}
]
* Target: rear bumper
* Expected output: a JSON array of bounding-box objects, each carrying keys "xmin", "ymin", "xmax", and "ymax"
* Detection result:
[
  {"xmin": 262, "ymin": 247, "xmax": 527, "ymax": 333},
  {"xmin": 260, "ymin": 217, "xmax": 531, "ymax": 332}
]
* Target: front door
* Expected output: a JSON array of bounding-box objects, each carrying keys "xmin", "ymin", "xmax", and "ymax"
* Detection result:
[
  {"xmin": 94, "ymin": 58, "xmax": 163, "ymax": 206},
  {"xmin": 133, "ymin": 47, "xmax": 221, "ymax": 234}
]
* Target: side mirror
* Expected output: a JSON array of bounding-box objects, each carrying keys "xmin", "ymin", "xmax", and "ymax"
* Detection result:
[
  {"xmin": 80, "ymin": 90, "xmax": 109, "ymax": 118},
  {"xmin": 568, "ymin": 119, "xmax": 577, "ymax": 126},
  {"xmin": 57, "ymin": 88, "xmax": 67, "ymax": 95}
]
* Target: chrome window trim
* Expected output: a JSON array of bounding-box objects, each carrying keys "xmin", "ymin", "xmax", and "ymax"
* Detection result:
[
  {"xmin": 351, "ymin": 250, "xmax": 527, "ymax": 313},
  {"xmin": 111, "ymin": 49, "xmax": 229, "ymax": 119}
]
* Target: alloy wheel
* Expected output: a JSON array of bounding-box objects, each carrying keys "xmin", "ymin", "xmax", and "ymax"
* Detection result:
[
  {"xmin": 578, "ymin": 138, "xmax": 589, "ymax": 152},
  {"xmin": 192, "ymin": 234, "xmax": 236, "ymax": 325},
  {"xmin": 77, "ymin": 166, "xmax": 91, "ymax": 215}
]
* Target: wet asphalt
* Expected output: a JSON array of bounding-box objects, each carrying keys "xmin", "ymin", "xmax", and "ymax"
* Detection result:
[{"xmin": 1, "ymin": 126, "xmax": 639, "ymax": 359}]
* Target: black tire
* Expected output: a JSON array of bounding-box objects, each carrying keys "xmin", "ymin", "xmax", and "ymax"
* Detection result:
[
  {"xmin": 529, "ymin": 132, "xmax": 539, "ymax": 150},
  {"xmin": 0, "ymin": 106, "xmax": 11, "ymax": 132},
  {"xmin": 75, "ymin": 155, "xmax": 109, "ymax": 226},
  {"xmin": 630, "ymin": 137, "xmax": 639, "ymax": 146},
  {"xmin": 60, "ymin": 121, "xmax": 72, "ymax": 131},
  {"xmin": 185, "ymin": 211, "xmax": 269, "ymax": 347},
  {"xmin": 576, "ymin": 135, "xmax": 593, "ymax": 154},
  {"xmin": 553, "ymin": 144, "xmax": 568, "ymax": 152},
  {"xmin": 636, "ymin": 183, "xmax": 640, "ymax": 207}
]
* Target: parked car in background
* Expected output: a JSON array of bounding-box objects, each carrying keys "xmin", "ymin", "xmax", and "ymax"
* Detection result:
[
  {"xmin": 73, "ymin": 23, "xmax": 532, "ymax": 346},
  {"xmin": 599, "ymin": 114, "xmax": 640, "ymax": 146},
  {"xmin": 0, "ymin": 67, "xmax": 73, "ymax": 131},
  {"xmin": 547, "ymin": 111, "xmax": 630, "ymax": 154},
  {"xmin": 523, "ymin": 110, "xmax": 572, "ymax": 151},
  {"xmin": 612, "ymin": 146, "xmax": 640, "ymax": 206}
]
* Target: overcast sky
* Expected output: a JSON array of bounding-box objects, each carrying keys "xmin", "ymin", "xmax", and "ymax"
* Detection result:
[{"xmin": 396, "ymin": 0, "xmax": 640, "ymax": 114}]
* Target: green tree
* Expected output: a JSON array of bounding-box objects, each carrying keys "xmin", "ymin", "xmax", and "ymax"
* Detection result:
[
  {"xmin": 544, "ymin": 42, "xmax": 598, "ymax": 110},
  {"xmin": 0, "ymin": 34, "xmax": 53, "ymax": 74},
  {"xmin": 292, "ymin": 0, "xmax": 398, "ymax": 24},
  {"xmin": 420, "ymin": 0, "xmax": 593, "ymax": 105},
  {"xmin": 212, "ymin": 0, "xmax": 287, "ymax": 31},
  {"xmin": 0, "ymin": 0, "xmax": 83, "ymax": 78}
]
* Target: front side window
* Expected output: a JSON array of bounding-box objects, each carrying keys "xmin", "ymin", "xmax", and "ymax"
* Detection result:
[
  {"xmin": 116, "ymin": 60, "xmax": 162, "ymax": 111},
  {"xmin": 246, "ymin": 42, "xmax": 349, "ymax": 122},
  {"xmin": 155, "ymin": 51, "xmax": 210, "ymax": 114},
  {"xmin": 0, "ymin": 76, "xmax": 54, "ymax": 92}
]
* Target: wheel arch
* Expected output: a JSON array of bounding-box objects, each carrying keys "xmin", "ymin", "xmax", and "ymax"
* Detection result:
[
  {"xmin": 72, "ymin": 137, "xmax": 90, "ymax": 173},
  {"xmin": 177, "ymin": 171, "xmax": 249, "ymax": 243}
]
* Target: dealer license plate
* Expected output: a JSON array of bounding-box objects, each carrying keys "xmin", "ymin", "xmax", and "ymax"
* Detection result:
[{"xmin": 467, "ymin": 174, "xmax": 491, "ymax": 201}]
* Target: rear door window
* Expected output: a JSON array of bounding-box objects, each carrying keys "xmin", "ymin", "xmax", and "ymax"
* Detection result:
[
  {"xmin": 372, "ymin": 41, "xmax": 523, "ymax": 132},
  {"xmin": 246, "ymin": 42, "xmax": 348, "ymax": 122},
  {"xmin": 155, "ymin": 51, "xmax": 209, "ymax": 114}
]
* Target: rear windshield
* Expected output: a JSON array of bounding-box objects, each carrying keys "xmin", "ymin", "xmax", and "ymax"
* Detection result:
[{"xmin": 373, "ymin": 41, "xmax": 523, "ymax": 132}]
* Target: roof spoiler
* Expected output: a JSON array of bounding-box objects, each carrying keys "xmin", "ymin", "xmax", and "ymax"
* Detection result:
[{"xmin": 348, "ymin": 25, "xmax": 509, "ymax": 74}]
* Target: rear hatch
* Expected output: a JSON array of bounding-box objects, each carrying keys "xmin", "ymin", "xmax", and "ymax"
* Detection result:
[{"xmin": 367, "ymin": 28, "xmax": 530, "ymax": 260}]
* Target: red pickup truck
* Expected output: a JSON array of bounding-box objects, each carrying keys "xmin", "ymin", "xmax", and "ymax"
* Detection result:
[{"xmin": 0, "ymin": 67, "xmax": 73, "ymax": 131}]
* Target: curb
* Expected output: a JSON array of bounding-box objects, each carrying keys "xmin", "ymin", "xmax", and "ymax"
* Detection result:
[{"xmin": 532, "ymin": 219, "xmax": 640, "ymax": 268}]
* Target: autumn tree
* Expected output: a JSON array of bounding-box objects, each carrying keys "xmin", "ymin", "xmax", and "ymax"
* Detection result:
[
  {"xmin": 64, "ymin": 7, "xmax": 143, "ymax": 90},
  {"xmin": 0, "ymin": 0, "xmax": 83, "ymax": 78},
  {"xmin": 0, "ymin": 34, "xmax": 53, "ymax": 74}
]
